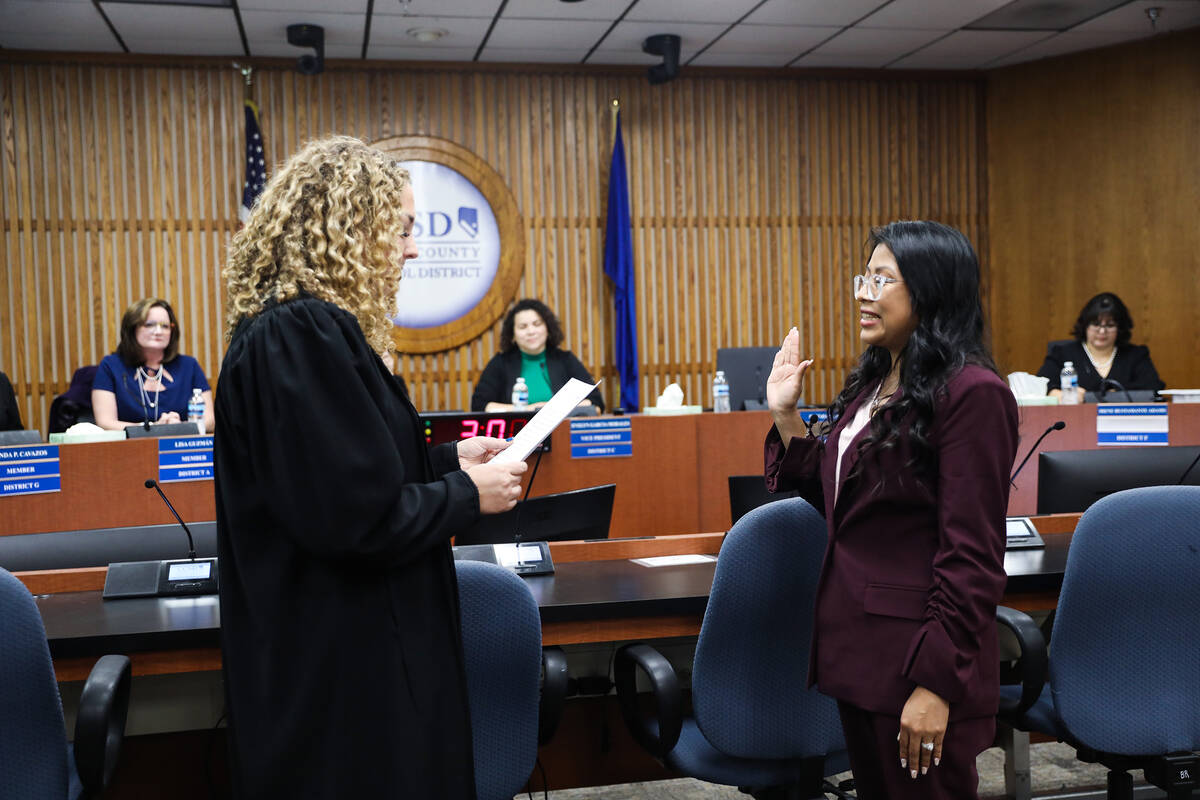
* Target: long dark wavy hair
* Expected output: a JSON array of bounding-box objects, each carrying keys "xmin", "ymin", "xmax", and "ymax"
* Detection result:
[
  {"xmin": 498, "ymin": 298, "xmax": 564, "ymax": 353},
  {"xmin": 830, "ymin": 221, "xmax": 997, "ymax": 483},
  {"xmin": 1070, "ymin": 292, "xmax": 1133, "ymax": 346}
]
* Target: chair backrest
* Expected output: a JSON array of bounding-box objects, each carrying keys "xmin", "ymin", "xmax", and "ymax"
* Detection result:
[
  {"xmin": 454, "ymin": 560, "xmax": 542, "ymax": 800},
  {"xmin": 0, "ymin": 429, "xmax": 42, "ymax": 446},
  {"xmin": 47, "ymin": 365, "xmax": 98, "ymax": 435},
  {"xmin": 691, "ymin": 497, "xmax": 842, "ymax": 760},
  {"xmin": 1050, "ymin": 485, "xmax": 1200, "ymax": 754},
  {"xmin": 727, "ymin": 475, "xmax": 798, "ymax": 526},
  {"xmin": 0, "ymin": 567, "xmax": 69, "ymax": 798}
]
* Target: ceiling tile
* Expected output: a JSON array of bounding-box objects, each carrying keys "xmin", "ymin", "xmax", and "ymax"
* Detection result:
[
  {"xmin": 100, "ymin": 3, "xmax": 240, "ymax": 40},
  {"xmin": 791, "ymin": 51, "xmax": 884, "ymax": 68},
  {"xmin": 369, "ymin": 13, "xmax": 491, "ymax": 47},
  {"xmin": 123, "ymin": 37, "xmax": 245, "ymax": 55},
  {"xmin": 985, "ymin": 29, "xmax": 1137, "ymax": 67},
  {"xmin": 805, "ymin": 26, "xmax": 946, "ymax": 66},
  {"xmin": 889, "ymin": 29, "xmax": 1052, "ymax": 68},
  {"xmin": 625, "ymin": 0, "xmax": 762, "ymax": 24},
  {"xmin": 485, "ymin": 17, "xmax": 612, "ymax": 49},
  {"xmin": 374, "ymin": 0, "xmax": 502, "ymax": 17},
  {"xmin": 589, "ymin": 20, "xmax": 726, "ymax": 59},
  {"xmin": 858, "ymin": 0, "xmax": 1012, "ymax": 30},
  {"xmin": 965, "ymin": 0, "xmax": 1128, "ymax": 31},
  {"xmin": 238, "ymin": 0, "xmax": 366, "ymax": 11},
  {"xmin": 743, "ymin": 0, "xmax": 890, "ymax": 27},
  {"xmin": 702, "ymin": 23, "xmax": 837, "ymax": 54},
  {"xmin": 1072, "ymin": 0, "xmax": 1200, "ymax": 33},
  {"xmin": 365, "ymin": 43, "xmax": 477, "ymax": 60},
  {"xmin": 0, "ymin": 32, "xmax": 124, "ymax": 52},
  {"xmin": 0, "ymin": 0, "xmax": 111, "ymax": 35},
  {"xmin": 240, "ymin": 10, "xmax": 366, "ymax": 57},
  {"xmin": 477, "ymin": 47, "xmax": 585, "ymax": 62},
  {"xmin": 689, "ymin": 51, "xmax": 796, "ymax": 67},
  {"xmin": 587, "ymin": 49, "xmax": 660, "ymax": 64},
  {"xmin": 502, "ymin": 0, "xmax": 628, "ymax": 20}
]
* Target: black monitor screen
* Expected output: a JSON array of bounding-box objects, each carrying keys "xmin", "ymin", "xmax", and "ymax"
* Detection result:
[
  {"xmin": 455, "ymin": 484, "xmax": 616, "ymax": 546},
  {"xmin": 716, "ymin": 347, "xmax": 779, "ymax": 411},
  {"xmin": 1037, "ymin": 446, "xmax": 1200, "ymax": 514}
]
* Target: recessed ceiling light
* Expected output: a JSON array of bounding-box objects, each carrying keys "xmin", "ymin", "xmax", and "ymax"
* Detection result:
[{"xmin": 407, "ymin": 27, "xmax": 448, "ymax": 43}]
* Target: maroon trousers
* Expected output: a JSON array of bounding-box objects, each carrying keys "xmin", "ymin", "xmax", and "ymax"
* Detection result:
[{"xmin": 837, "ymin": 702, "xmax": 996, "ymax": 800}]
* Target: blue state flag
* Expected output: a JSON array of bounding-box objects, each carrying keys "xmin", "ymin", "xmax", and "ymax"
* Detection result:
[{"xmin": 603, "ymin": 112, "xmax": 639, "ymax": 412}]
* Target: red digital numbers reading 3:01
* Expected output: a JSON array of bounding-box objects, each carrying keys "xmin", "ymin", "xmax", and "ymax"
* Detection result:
[{"xmin": 459, "ymin": 418, "xmax": 528, "ymax": 440}]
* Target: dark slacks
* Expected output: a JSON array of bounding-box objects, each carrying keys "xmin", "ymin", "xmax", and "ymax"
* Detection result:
[{"xmin": 837, "ymin": 701, "xmax": 995, "ymax": 800}]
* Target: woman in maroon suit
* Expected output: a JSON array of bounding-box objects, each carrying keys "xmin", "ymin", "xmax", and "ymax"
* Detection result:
[{"xmin": 765, "ymin": 221, "xmax": 1018, "ymax": 799}]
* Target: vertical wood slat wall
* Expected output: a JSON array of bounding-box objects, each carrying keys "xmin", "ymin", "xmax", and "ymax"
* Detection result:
[{"xmin": 1, "ymin": 57, "xmax": 985, "ymax": 434}]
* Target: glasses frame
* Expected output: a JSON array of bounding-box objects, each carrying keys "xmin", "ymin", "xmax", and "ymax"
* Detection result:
[
  {"xmin": 1087, "ymin": 321, "xmax": 1119, "ymax": 331},
  {"xmin": 854, "ymin": 272, "xmax": 902, "ymax": 302}
]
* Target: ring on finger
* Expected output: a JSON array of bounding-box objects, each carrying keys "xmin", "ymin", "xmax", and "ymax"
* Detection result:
[{"xmin": 921, "ymin": 741, "xmax": 935, "ymax": 752}]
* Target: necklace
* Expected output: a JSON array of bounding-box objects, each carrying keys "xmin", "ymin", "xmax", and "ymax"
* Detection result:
[
  {"xmin": 870, "ymin": 381, "xmax": 896, "ymax": 416},
  {"xmin": 1083, "ymin": 343, "xmax": 1117, "ymax": 373},
  {"xmin": 136, "ymin": 366, "xmax": 165, "ymax": 412}
]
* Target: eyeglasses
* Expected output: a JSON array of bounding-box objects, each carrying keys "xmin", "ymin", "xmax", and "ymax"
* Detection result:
[
  {"xmin": 140, "ymin": 321, "xmax": 175, "ymax": 332},
  {"xmin": 853, "ymin": 272, "xmax": 903, "ymax": 302},
  {"xmin": 1088, "ymin": 321, "xmax": 1118, "ymax": 331}
]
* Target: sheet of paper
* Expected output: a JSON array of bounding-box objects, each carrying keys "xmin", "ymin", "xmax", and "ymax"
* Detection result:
[
  {"xmin": 494, "ymin": 543, "xmax": 544, "ymax": 567},
  {"xmin": 490, "ymin": 377, "xmax": 601, "ymax": 464},
  {"xmin": 630, "ymin": 554, "xmax": 717, "ymax": 568}
]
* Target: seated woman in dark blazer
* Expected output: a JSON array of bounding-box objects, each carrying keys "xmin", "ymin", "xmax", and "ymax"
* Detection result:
[
  {"xmin": 1036, "ymin": 292, "xmax": 1164, "ymax": 401},
  {"xmin": 471, "ymin": 298, "xmax": 604, "ymax": 412}
]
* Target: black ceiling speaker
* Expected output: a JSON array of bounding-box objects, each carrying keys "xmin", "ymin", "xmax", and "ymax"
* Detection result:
[
  {"xmin": 287, "ymin": 23, "xmax": 325, "ymax": 75},
  {"xmin": 642, "ymin": 34, "xmax": 680, "ymax": 85}
]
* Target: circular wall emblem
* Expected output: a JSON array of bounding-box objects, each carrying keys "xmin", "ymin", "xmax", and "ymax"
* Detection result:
[{"xmin": 373, "ymin": 135, "xmax": 524, "ymax": 354}]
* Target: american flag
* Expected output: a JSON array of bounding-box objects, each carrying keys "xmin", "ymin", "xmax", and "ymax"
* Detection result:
[{"xmin": 239, "ymin": 99, "xmax": 266, "ymax": 223}]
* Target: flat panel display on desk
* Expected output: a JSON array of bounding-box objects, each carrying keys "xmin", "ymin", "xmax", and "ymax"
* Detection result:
[{"xmin": 421, "ymin": 411, "xmax": 549, "ymax": 452}]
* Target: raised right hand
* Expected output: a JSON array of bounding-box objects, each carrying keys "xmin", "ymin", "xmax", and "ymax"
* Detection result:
[
  {"xmin": 465, "ymin": 460, "xmax": 528, "ymax": 514},
  {"xmin": 766, "ymin": 327, "xmax": 813, "ymax": 417}
]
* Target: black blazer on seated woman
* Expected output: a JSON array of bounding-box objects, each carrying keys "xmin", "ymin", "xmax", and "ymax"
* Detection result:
[
  {"xmin": 1035, "ymin": 340, "xmax": 1165, "ymax": 394},
  {"xmin": 470, "ymin": 347, "xmax": 604, "ymax": 412}
]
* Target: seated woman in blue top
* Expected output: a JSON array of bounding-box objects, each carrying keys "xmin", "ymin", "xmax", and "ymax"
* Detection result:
[
  {"xmin": 92, "ymin": 297, "xmax": 214, "ymax": 432},
  {"xmin": 1035, "ymin": 292, "xmax": 1164, "ymax": 402},
  {"xmin": 471, "ymin": 298, "xmax": 604, "ymax": 412}
]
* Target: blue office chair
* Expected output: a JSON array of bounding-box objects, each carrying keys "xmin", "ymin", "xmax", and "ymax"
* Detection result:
[
  {"xmin": 615, "ymin": 497, "xmax": 851, "ymax": 799},
  {"xmin": 454, "ymin": 559, "xmax": 567, "ymax": 800},
  {"xmin": 0, "ymin": 567, "xmax": 132, "ymax": 799},
  {"xmin": 999, "ymin": 486, "xmax": 1200, "ymax": 800}
]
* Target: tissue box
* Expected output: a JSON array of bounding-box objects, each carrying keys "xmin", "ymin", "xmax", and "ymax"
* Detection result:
[{"xmin": 644, "ymin": 405, "xmax": 703, "ymax": 416}]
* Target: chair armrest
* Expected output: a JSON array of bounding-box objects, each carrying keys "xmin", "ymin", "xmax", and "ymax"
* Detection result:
[
  {"xmin": 996, "ymin": 606, "xmax": 1047, "ymax": 717},
  {"xmin": 538, "ymin": 646, "xmax": 569, "ymax": 746},
  {"xmin": 73, "ymin": 654, "xmax": 132, "ymax": 795},
  {"xmin": 613, "ymin": 643, "xmax": 682, "ymax": 759}
]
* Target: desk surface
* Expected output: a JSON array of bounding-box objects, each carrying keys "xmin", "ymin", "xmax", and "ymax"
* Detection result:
[{"xmin": 39, "ymin": 534, "xmax": 1070, "ymax": 668}]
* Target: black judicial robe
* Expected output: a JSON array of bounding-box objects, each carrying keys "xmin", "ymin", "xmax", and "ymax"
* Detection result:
[{"xmin": 214, "ymin": 296, "xmax": 479, "ymax": 799}]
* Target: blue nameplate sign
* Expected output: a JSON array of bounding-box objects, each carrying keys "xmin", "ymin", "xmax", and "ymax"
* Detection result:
[
  {"xmin": 569, "ymin": 418, "xmax": 632, "ymax": 459},
  {"xmin": 1096, "ymin": 404, "xmax": 1168, "ymax": 446},
  {"xmin": 0, "ymin": 444, "xmax": 62, "ymax": 496},
  {"xmin": 158, "ymin": 436, "xmax": 215, "ymax": 482}
]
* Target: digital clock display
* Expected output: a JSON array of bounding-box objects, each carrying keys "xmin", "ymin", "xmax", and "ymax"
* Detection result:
[{"xmin": 421, "ymin": 411, "xmax": 550, "ymax": 452}]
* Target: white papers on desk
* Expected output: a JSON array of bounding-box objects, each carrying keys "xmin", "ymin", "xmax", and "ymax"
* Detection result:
[
  {"xmin": 490, "ymin": 378, "xmax": 601, "ymax": 464},
  {"xmin": 631, "ymin": 554, "xmax": 717, "ymax": 568}
]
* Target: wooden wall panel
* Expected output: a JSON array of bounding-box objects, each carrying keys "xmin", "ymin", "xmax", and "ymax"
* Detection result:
[
  {"xmin": 987, "ymin": 29, "xmax": 1200, "ymax": 384},
  {"xmin": 2, "ymin": 56, "xmax": 985, "ymax": 433}
]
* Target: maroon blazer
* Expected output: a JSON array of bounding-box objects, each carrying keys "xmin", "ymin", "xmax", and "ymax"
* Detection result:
[{"xmin": 765, "ymin": 364, "xmax": 1018, "ymax": 720}]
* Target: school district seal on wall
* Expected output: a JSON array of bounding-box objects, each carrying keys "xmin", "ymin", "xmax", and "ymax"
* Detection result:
[{"xmin": 373, "ymin": 135, "xmax": 524, "ymax": 354}]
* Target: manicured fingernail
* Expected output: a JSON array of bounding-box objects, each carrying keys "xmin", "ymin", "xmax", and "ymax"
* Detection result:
[
  {"xmin": 934, "ymin": 757, "xmax": 941, "ymax": 767},
  {"xmin": 921, "ymin": 766, "xmax": 928, "ymax": 775},
  {"xmin": 900, "ymin": 758, "xmax": 906, "ymax": 768},
  {"xmin": 910, "ymin": 769, "xmax": 918, "ymax": 779}
]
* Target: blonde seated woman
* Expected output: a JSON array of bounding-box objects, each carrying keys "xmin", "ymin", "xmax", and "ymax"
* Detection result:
[
  {"xmin": 91, "ymin": 297, "xmax": 214, "ymax": 432},
  {"xmin": 215, "ymin": 136, "xmax": 526, "ymax": 798}
]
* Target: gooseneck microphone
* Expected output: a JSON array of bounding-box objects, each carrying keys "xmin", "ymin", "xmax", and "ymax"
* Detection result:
[
  {"xmin": 1097, "ymin": 378, "xmax": 1133, "ymax": 403},
  {"xmin": 1010, "ymin": 420, "xmax": 1066, "ymax": 486},
  {"xmin": 1178, "ymin": 450, "xmax": 1200, "ymax": 486},
  {"xmin": 145, "ymin": 478, "xmax": 197, "ymax": 560}
]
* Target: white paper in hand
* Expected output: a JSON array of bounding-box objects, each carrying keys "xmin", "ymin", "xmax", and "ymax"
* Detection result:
[{"xmin": 490, "ymin": 378, "xmax": 600, "ymax": 464}]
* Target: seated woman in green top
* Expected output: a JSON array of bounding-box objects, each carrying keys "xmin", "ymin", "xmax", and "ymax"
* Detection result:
[{"xmin": 471, "ymin": 298, "xmax": 605, "ymax": 412}]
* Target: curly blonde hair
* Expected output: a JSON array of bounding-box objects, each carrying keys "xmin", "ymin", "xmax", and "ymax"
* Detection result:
[{"xmin": 224, "ymin": 136, "xmax": 411, "ymax": 354}]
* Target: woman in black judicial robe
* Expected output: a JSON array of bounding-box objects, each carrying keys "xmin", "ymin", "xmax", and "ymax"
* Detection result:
[{"xmin": 216, "ymin": 137, "xmax": 526, "ymax": 799}]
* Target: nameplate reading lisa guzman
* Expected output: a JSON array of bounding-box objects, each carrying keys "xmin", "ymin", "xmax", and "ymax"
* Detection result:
[
  {"xmin": 0, "ymin": 444, "xmax": 62, "ymax": 497},
  {"xmin": 1096, "ymin": 404, "xmax": 1168, "ymax": 446},
  {"xmin": 158, "ymin": 436, "xmax": 215, "ymax": 483},
  {"xmin": 570, "ymin": 418, "xmax": 632, "ymax": 459}
]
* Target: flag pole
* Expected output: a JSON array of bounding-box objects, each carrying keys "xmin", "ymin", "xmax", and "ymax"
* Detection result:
[
  {"xmin": 610, "ymin": 98, "xmax": 619, "ymax": 143},
  {"xmin": 232, "ymin": 62, "xmax": 253, "ymax": 99}
]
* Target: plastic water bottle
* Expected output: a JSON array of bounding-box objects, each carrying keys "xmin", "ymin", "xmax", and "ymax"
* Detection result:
[
  {"xmin": 187, "ymin": 388, "xmax": 205, "ymax": 422},
  {"xmin": 712, "ymin": 370, "xmax": 731, "ymax": 414},
  {"xmin": 1059, "ymin": 362, "xmax": 1079, "ymax": 405},
  {"xmin": 511, "ymin": 377, "xmax": 529, "ymax": 408}
]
